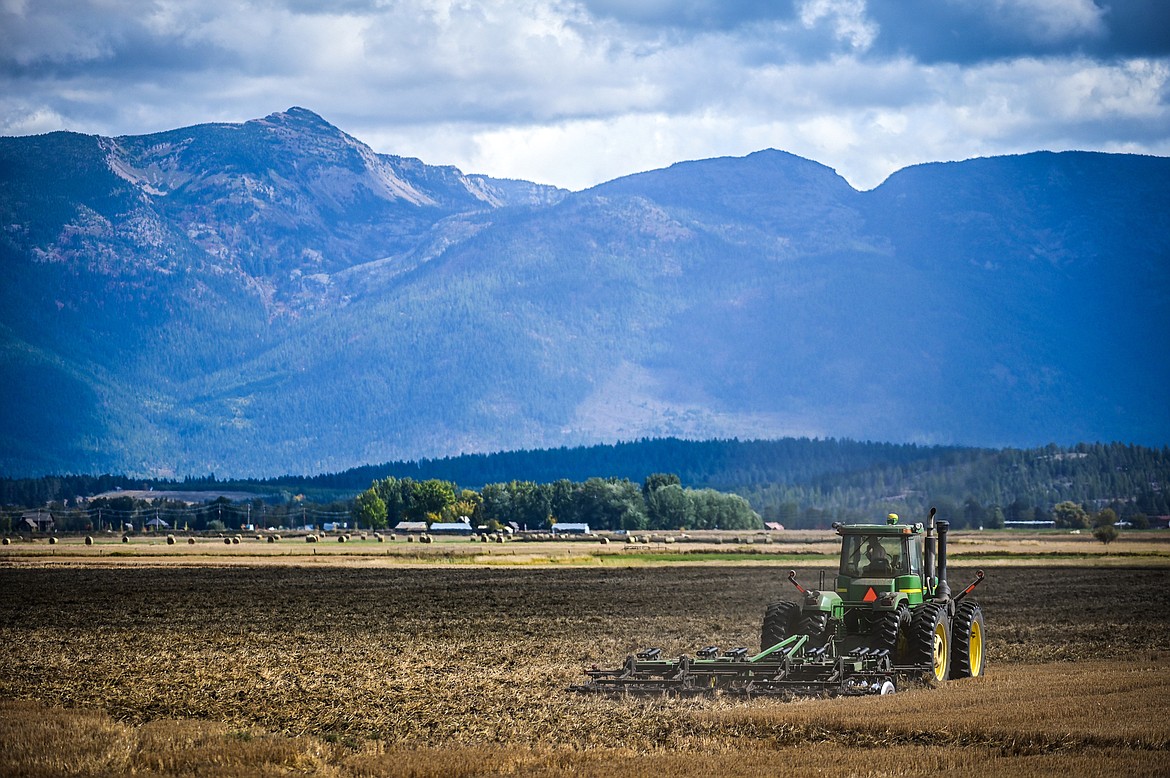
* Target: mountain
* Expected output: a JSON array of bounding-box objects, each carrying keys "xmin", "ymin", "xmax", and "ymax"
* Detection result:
[{"xmin": 1, "ymin": 108, "xmax": 1167, "ymax": 477}]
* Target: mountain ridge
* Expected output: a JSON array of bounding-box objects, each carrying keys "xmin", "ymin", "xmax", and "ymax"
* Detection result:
[{"xmin": 1, "ymin": 108, "xmax": 1167, "ymax": 477}]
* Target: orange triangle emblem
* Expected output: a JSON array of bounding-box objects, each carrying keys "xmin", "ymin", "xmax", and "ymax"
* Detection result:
[{"xmin": 863, "ymin": 587, "xmax": 878, "ymax": 602}]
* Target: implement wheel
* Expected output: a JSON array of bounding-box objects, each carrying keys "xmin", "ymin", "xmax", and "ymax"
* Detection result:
[
  {"xmin": 909, "ymin": 602, "xmax": 950, "ymax": 683},
  {"xmin": 950, "ymin": 601, "xmax": 986, "ymax": 679},
  {"xmin": 761, "ymin": 601, "xmax": 801, "ymax": 652}
]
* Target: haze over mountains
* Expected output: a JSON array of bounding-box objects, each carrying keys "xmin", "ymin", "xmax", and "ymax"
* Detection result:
[{"xmin": 1, "ymin": 108, "xmax": 1167, "ymax": 478}]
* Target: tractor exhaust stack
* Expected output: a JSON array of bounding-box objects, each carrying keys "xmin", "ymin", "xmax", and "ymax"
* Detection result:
[{"xmin": 936, "ymin": 519, "xmax": 952, "ymax": 600}]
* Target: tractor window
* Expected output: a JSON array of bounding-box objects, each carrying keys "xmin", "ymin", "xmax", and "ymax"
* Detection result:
[
  {"xmin": 905, "ymin": 536, "xmax": 922, "ymax": 576},
  {"xmin": 839, "ymin": 534, "xmax": 905, "ymax": 577}
]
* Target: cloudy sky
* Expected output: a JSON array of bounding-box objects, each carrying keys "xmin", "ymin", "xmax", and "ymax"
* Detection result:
[{"xmin": 2, "ymin": 0, "xmax": 1168, "ymax": 190}]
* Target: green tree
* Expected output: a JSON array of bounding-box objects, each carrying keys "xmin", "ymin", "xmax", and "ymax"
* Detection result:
[
  {"xmin": 353, "ymin": 487, "xmax": 388, "ymax": 530},
  {"xmin": 1092, "ymin": 508, "xmax": 1118, "ymax": 529},
  {"xmin": 1052, "ymin": 501, "xmax": 1089, "ymax": 529},
  {"xmin": 642, "ymin": 473, "xmax": 681, "ymax": 501},
  {"xmin": 1092, "ymin": 524, "xmax": 1119, "ymax": 545},
  {"xmin": 409, "ymin": 480, "xmax": 456, "ymax": 522},
  {"xmin": 646, "ymin": 483, "xmax": 692, "ymax": 530}
]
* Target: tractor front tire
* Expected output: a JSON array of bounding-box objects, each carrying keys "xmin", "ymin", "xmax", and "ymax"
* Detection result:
[
  {"xmin": 949, "ymin": 601, "xmax": 986, "ymax": 679},
  {"xmin": 909, "ymin": 602, "xmax": 950, "ymax": 683},
  {"xmin": 761, "ymin": 601, "xmax": 801, "ymax": 652}
]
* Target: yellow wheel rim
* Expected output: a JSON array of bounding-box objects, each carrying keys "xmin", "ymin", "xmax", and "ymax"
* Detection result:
[
  {"xmin": 969, "ymin": 619, "xmax": 983, "ymax": 676},
  {"xmin": 932, "ymin": 622, "xmax": 948, "ymax": 681}
]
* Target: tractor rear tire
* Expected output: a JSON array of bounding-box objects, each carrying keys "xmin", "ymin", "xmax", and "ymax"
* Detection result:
[
  {"xmin": 797, "ymin": 611, "xmax": 830, "ymax": 648},
  {"xmin": 761, "ymin": 601, "xmax": 801, "ymax": 652},
  {"xmin": 949, "ymin": 601, "xmax": 986, "ymax": 679},
  {"xmin": 909, "ymin": 602, "xmax": 950, "ymax": 683},
  {"xmin": 872, "ymin": 605, "xmax": 908, "ymax": 657}
]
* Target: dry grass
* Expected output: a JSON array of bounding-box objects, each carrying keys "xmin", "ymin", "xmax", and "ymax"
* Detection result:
[{"xmin": 1, "ymin": 565, "xmax": 1168, "ymax": 775}]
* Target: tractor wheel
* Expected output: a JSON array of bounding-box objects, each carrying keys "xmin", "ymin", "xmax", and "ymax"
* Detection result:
[
  {"xmin": 908, "ymin": 602, "xmax": 950, "ymax": 683},
  {"xmin": 796, "ymin": 611, "xmax": 830, "ymax": 648},
  {"xmin": 949, "ymin": 601, "xmax": 986, "ymax": 679},
  {"xmin": 871, "ymin": 605, "xmax": 908, "ymax": 657},
  {"xmin": 761, "ymin": 601, "xmax": 801, "ymax": 652}
]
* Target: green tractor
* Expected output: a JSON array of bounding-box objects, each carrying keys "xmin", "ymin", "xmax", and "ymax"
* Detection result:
[
  {"xmin": 572, "ymin": 508, "xmax": 985, "ymax": 696},
  {"xmin": 763, "ymin": 508, "xmax": 986, "ymax": 683}
]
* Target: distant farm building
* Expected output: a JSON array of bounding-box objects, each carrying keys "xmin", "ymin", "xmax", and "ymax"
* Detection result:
[
  {"xmin": 393, "ymin": 521, "xmax": 428, "ymax": 534},
  {"xmin": 764, "ymin": 522, "xmax": 785, "ymax": 531},
  {"xmin": 21, "ymin": 510, "xmax": 54, "ymax": 533},
  {"xmin": 551, "ymin": 523, "xmax": 592, "ymax": 535},
  {"xmin": 428, "ymin": 521, "xmax": 474, "ymax": 535}
]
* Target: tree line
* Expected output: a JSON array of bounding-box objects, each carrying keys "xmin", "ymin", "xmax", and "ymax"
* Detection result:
[
  {"xmin": 352, "ymin": 473, "xmax": 761, "ymax": 532},
  {"xmin": 2, "ymin": 439, "xmax": 1167, "ymax": 532}
]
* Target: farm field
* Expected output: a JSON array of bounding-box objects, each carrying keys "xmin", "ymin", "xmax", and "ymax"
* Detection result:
[{"xmin": 1, "ymin": 549, "xmax": 1169, "ymax": 775}]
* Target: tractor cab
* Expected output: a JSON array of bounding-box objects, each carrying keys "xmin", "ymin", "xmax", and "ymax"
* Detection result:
[{"xmin": 835, "ymin": 516, "xmax": 928, "ymax": 607}]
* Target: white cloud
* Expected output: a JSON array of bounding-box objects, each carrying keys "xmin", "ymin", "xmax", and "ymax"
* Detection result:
[{"xmin": 0, "ymin": 0, "xmax": 1166, "ymax": 192}]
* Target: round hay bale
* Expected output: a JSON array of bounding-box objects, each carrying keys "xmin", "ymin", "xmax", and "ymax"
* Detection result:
[
  {"xmin": 255, "ymin": 534, "xmax": 263, "ymax": 541},
  {"xmin": 48, "ymin": 536, "xmax": 58, "ymax": 545},
  {"xmin": 338, "ymin": 535, "xmax": 347, "ymax": 543},
  {"xmin": 360, "ymin": 533, "xmax": 367, "ymax": 540},
  {"xmin": 166, "ymin": 535, "xmax": 176, "ymax": 545},
  {"xmin": 495, "ymin": 534, "xmax": 505, "ymax": 544},
  {"xmin": 84, "ymin": 536, "xmax": 93, "ymax": 546},
  {"xmin": 267, "ymin": 535, "xmax": 276, "ymax": 543},
  {"xmin": 122, "ymin": 535, "xmax": 130, "ymax": 543},
  {"xmin": 187, "ymin": 537, "xmax": 196, "ymax": 544},
  {"xmin": 1, "ymin": 538, "xmax": 8, "ymax": 545},
  {"xmin": 224, "ymin": 537, "xmax": 233, "ymax": 545},
  {"xmin": 388, "ymin": 533, "xmax": 395, "ymax": 541},
  {"xmin": 420, "ymin": 534, "xmax": 433, "ymax": 544},
  {"xmin": 306, "ymin": 534, "xmax": 318, "ymax": 543},
  {"xmin": 599, "ymin": 536, "xmax": 610, "ymax": 545},
  {"xmin": 407, "ymin": 535, "xmax": 415, "ymax": 543},
  {"xmin": 626, "ymin": 535, "xmax": 637, "ymax": 544},
  {"xmin": 377, "ymin": 534, "xmax": 385, "ymax": 543},
  {"xmin": 664, "ymin": 536, "xmax": 675, "ymax": 544}
]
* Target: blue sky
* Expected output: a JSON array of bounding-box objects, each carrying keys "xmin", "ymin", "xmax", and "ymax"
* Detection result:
[{"xmin": 3, "ymin": 0, "xmax": 1167, "ymax": 190}]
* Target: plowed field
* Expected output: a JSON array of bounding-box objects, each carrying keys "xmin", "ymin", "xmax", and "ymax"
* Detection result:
[{"xmin": 1, "ymin": 563, "xmax": 1168, "ymax": 776}]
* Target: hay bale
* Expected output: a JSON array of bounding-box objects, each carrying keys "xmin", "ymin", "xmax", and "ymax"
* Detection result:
[
  {"xmin": 420, "ymin": 534, "xmax": 433, "ymax": 544},
  {"xmin": 407, "ymin": 535, "xmax": 415, "ymax": 543},
  {"xmin": 377, "ymin": 534, "xmax": 385, "ymax": 543},
  {"xmin": 495, "ymin": 534, "xmax": 505, "ymax": 544},
  {"xmin": 360, "ymin": 533, "xmax": 367, "ymax": 540},
  {"xmin": 388, "ymin": 533, "xmax": 395, "ymax": 541},
  {"xmin": 48, "ymin": 536, "xmax": 58, "ymax": 545},
  {"xmin": 1, "ymin": 537, "xmax": 8, "ymax": 545},
  {"xmin": 166, "ymin": 535, "xmax": 176, "ymax": 545},
  {"xmin": 267, "ymin": 535, "xmax": 276, "ymax": 543},
  {"xmin": 306, "ymin": 534, "xmax": 318, "ymax": 543},
  {"xmin": 338, "ymin": 535, "xmax": 347, "ymax": 543},
  {"xmin": 599, "ymin": 536, "xmax": 610, "ymax": 545},
  {"xmin": 84, "ymin": 536, "xmax": 93, "ymax": 546},
  {"xmin": 224, "ymin": 537, "xmax": 233, "ymax": 545},
  {"xmin": 187, "ymin": 537, "xmax": 196, "ymax": 545},
  {"xmin": 121, "ymin": 535, "xmax": 130, "ymax": 543}
]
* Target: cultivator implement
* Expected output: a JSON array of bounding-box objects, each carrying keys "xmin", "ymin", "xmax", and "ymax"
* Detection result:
[{"xmin": 571, "ymin": 634, "xmax": 920, "ymax": 697}]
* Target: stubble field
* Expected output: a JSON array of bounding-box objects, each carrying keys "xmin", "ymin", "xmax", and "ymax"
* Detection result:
[{"xmin": 1, "ymin": 541, "xmax": 1169, "ymax": 776}]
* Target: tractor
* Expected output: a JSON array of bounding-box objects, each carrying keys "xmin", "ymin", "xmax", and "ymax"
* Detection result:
[{"xmin": 572, "ymin": 508, "xmax": 986, "ymax": 696}]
